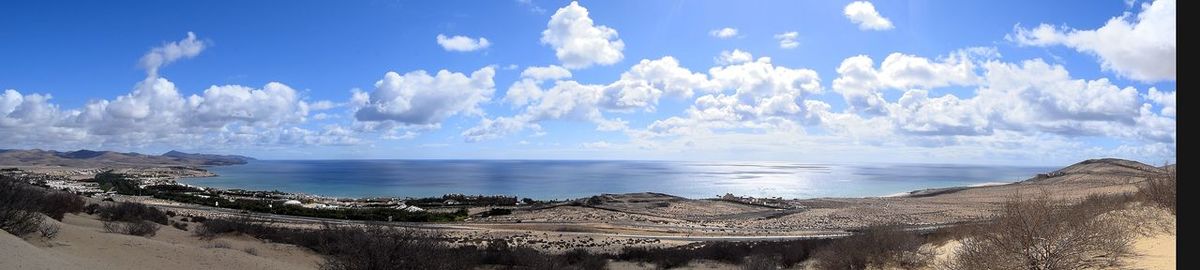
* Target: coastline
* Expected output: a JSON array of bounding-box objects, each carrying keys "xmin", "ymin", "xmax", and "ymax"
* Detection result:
[{"xmin": 179, "ymin": 159, "xmax": 1055, "ymax": 201}]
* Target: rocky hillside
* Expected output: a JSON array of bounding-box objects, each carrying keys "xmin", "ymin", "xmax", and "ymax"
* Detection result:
[{"xmin": 0, "ymin": 149, "xmax": 254, "ymax": 168}]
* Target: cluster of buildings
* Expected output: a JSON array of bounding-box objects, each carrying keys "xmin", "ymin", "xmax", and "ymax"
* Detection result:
[{"xmin": 719, "ymin": 193, "xmax": 794, "ymax": 209}]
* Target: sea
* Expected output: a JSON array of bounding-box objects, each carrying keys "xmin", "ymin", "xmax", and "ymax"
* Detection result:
[{"xmin": 182, "ymin": 160, "xmax": 1058, "ymax": 200}]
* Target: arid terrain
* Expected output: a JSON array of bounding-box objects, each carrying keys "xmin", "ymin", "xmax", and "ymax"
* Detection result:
[{"xmin": 2, "ymin": 158, "xmax": 1176, "ymax": 269}]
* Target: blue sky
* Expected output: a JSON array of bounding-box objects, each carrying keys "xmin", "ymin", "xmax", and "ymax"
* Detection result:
[{"xmin": 0, "ymin": 0, "xmax": 1176, "ymax": 165}]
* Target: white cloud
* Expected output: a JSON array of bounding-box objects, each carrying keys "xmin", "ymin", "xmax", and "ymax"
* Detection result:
[
  {"xmin": 832, "ymin": 51, "xmax": 981, "ymax": 114},
  {"xmin": 715, "ymin": 49, "xmax": 753, "ymax": 65},
  {"xmin": 824, "ymin": 53, "xmax": 1162, "ymax": 142},
  {"xmin": 541, "ymin": 1, "xmax": 625, "ymax": 69},
  {"xmin": 614, "ymin": 47, "xmax": 1172, "ymax": 163},
  {"xmin": 1009, "ymin": 0, "xmax": 1175, "ymax": 82},
  {"xmin": 709, "ymin": 27, "xmax": 739, "ymax": 39},
  {"xmin": 643, "ymin": 56, "xmax": 824, "ymax": 137},
  {"xmin": 582, "ymin": 141, "xmax": 612, "ymax": 149},
  {"xmin": 515, "ymin": 0, "xmax": 546, "ymax": 13},
  {"xmin": 469, "ymin": 80, "xmax": 617, "ymax": 141},
  {"xmin": 0, "ymin": 90, "xmax": 77, "ymax": 146},
  {"xmin": 309, "ymin": 100, "xmax": 338, "ymax": 111},
  {"xmin": 355, "ymin": 67, "xmax": 495, "ymax": 126},
  {"xmin": 891, "ymin": 89, "xmax": 991, "ymax": 136},
  {"xmin": 1144, "ymin": 87, "xmax": 1175, "ymax": 117},
  {"xmin": 975, "ymin": 59, "xmax": 1143, "ymax": 135},
  {"xmin": 140, "ymin": 32, "xmax": 206, "ymax": 77},
  {"xmin": 462, "ymin": 117, "xmax": 533, "ymax": 142},
  {"xmin": 469, "ymin": 57, "xmax": 715, "ymax": 141},
  {"xmin": 610, "ymin": 56, "xmax": 716, "ymax": 99},
  {"xmin": 436, "ymin": 34, "xmax": 491, "ymax": 52},
  {"xmin": 774, "ymin": 32, "xmax": 800, "ymax": 49},
  {"xmin": 504, "ymin": 79, "xmax": 545, "ymax": 107},
  {"xmin": 187, "ymin": 82, "xmax": 308, "ymax": 128},
  {"xmin": 504, "ymin": 65, "xmax": 572, "ymax": 107},
  {"xmin": 844, "ymin": 1, "xmax": 895, "ymax": 31},
  {"xmin": 2, "ymin": 76, "xmax": 328, "ymax": 149},
  {"xmin": 520, "ymin": 65, "xmax": 572, "ymax": 81}
]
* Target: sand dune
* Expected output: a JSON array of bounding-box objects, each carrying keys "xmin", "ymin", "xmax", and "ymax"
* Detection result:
[{"xmin": 1, "ymin": 214, "xmax": 321, "ymax": 270}]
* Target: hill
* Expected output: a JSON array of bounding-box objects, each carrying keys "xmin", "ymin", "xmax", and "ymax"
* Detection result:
[
  {"xmin": 1019, "ymin": 158, "xmax": 1164, "ymax": 184},
  {"xmin": 0, "ymin": 149, "xmax": 255, "ymax": 168}
]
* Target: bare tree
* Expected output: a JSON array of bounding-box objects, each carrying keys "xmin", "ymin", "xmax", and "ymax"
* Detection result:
[
  {"xmin": 945, "ymin": 194, "xmax": 1133, "ymax": 270},
  {"xmin": 1138, "ymin": 164, "xmax": 1175, "ymax": 215}
]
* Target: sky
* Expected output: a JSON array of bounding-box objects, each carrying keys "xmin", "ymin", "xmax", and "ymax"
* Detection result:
[{"xmin": 0, "ymin": 0, "xmax": 1176, "ymax": 166}]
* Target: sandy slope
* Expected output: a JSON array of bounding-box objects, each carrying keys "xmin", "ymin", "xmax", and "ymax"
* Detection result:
[
  {"xmin": 1131, "ymin": 232, "xmax": 1176, "ymax": 270},
  {"xmin": 0, "ymin": 214, "xmax": 321, "ymax": 270}
]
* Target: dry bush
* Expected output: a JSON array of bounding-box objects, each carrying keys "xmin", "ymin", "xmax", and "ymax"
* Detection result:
[
  {"xmin": 0, "ymin": 178, "xmax": 45, "ymax": 236},
  {"xmin": 97, "ymin": 202, "xmax": 170, "ymax": 225},
  {"xmin": 39, "ymin": 223, "xmax": 61, "ymax": 239},
  {"xmin": 561, "ymin": 248, "xmax": 607, "ymax": 270},
  {"xmin": 40, "ymin": 191, "xmax": 86, "ymax": 221},
  {"xmin": 741, "ymin": 254, "xmax": 781, "ymax": 270},
  {"xmin": 317, "ymin": 225, "xmax": 468, "ymax": 270},
  {"xmin": 1137, "ymin": 166, "xmax": 1176, "ymax": 215},
  {"xmin": 243, "ymin": 247, "xmax": 259, "ymax": 256},
  {"xmin": 83, "ymin": 203, "xmax": 101, "ymax": 215},
  {"xmin": 102, "ymin": 220, "xmax": 160, "ymax": 237},
  {"xmin": 171, "ymin": 221, "xmax": 189, "ymax": 231},
  {"xmin": 194, "ymin": 214, "xmax": 275, "ymax": 239},
  {"xmin": 944, "ymin": 194, "xmax": 1133, "ymax": 270},
  {"xmin": 812, "ymin": 225, "xmax": 932, "ymax": 270}
]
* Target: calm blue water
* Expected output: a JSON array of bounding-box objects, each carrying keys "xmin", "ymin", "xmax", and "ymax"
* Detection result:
[{"xmin": 183, "ymin": 160, "xmax": 1057, "ymax": 200}]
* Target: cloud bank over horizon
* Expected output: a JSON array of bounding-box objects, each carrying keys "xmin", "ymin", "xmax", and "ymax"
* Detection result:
[{"xmin": 0, "ymin": 0, "xmax": 1176, "ymax": 165}]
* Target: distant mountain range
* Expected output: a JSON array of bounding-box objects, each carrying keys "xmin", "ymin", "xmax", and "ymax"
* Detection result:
[{"xmin": 0, "ymin": 149, "xmax": 255, "ymax": 167}]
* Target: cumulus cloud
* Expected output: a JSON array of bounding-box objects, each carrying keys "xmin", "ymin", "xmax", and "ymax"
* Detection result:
[
  {"xmin": 504, "ymin": 65, "xmax": 572, "ymax": 107},
  {"xmin": 542, "ymin": 1, "xmax": 625, "ymax": 69},
  {"xmin": 469, "ymin": 56, "xmax": 716, "ymax": 141},
  {"xmin": 309, "ymin": 100, "xmax": 339, "ymax": 111},
  {"xmin": 1144, "ymin": 87, "xmax": 1175, "ymax": 117},
  {"xmin": 465, "ymin": 81, "xmax": 612, "ymax": 142},
  {"xmin": 0, "ymin": 90, "xmax": 77, "ymax": 146},
  {"xmin": 844, "ymin": 1, "xmax": 894, "ymax": 31},
  {"xmin": 822, "ymin": 52, "xmax": 1165, "ymax": 144},
  {"xmin": 520, "ymin": 65, "xmax": 572, "ymax": 81},
  {"xmin": 140, "ymin": 32, "xmax": 206, "ymax": 77},
  {"xmin": 188, "ymin": 82, "xmax": 309, "ymax": 128},
  {"xmin": 1008, "ymin": 0, "xmax": 1175, "ymax": 82},
  {"xmin": 14, "ymin": 32, "xmax": 326, "ymax": 148},
  {"xmin": 2, "ymin": 75, "xmax": 329, "ymax": 149},
  {"xmin": 715, "ymin": 49, "xmax": 753, "ymax": 65},
  {"xmin": 610, "ymin": 57, "xmax": 716, "ymax": 99},
  {"xmin": 614, "ymin": 47, "xmax": 1172, "ymax": 163},
  {"xmin": 832, "ymin": 50, "xmax": 982, "ymax": 114},
  {"xmin": 436, "ymin": 34, "xmax": 491, "ymax": 52},
  {"xmin": 644, "ymin": 55, "xmax": 824, "ymax": 137},
  {"xmin": 354, "ymin": 67, "xmax": 496, "ymax": 126},
  {"xmin": 709, "ymin": 27, "xmax": 739, "ymax": 39},
  {"xmin": 976, "ymin": 59, "xmax": 1143, "ymax": 132},
  {"xmin": 891, "ymin": 89, "xmax": 990, "ymax": 136},
  {"xmin": 774, "ymin": 32, "xmax": 800, "ymax": 49},
  {"xmin": 73, "ymin": 77, "xmax": 314, "ymax": 142}
]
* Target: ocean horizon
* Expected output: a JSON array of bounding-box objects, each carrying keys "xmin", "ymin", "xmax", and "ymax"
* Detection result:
[{"xmin": 183, "ymin": 160, "xmax": 1059, "ymax": 200}]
